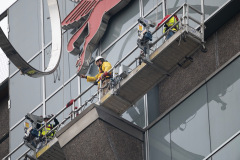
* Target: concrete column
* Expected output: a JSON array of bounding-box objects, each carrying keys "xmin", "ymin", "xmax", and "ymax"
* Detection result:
[{"xmin": 56, "ymin": 104, "xmax": 144, "ymax": 160}]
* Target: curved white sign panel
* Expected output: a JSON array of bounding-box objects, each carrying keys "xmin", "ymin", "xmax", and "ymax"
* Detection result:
[{"xmin": 0, "ymin": 0, "xmax": 62, "ymax": 78}]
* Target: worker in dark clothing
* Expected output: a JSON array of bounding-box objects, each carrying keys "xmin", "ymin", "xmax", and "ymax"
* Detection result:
[
  {"xmin": 155, "ymin": 14, "xmax": 179, "ymax": 40},
  {"xmin": 80, "ymin": 56, "xmax": 112, "ymax": 95},
  {"xmin": 36, "ymin": 115, "xmax": 59, "ymax": 152},
  {"xmin": 38, "ymin": 115, "xmax": 59, "ymax": 139}
]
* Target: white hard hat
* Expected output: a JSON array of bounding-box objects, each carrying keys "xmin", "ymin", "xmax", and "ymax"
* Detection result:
[{"xmin": 95, "ymin": 56, "xmax": 104, "ymax": 64}]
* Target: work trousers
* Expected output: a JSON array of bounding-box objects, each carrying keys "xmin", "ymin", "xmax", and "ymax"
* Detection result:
[{"xmin": 99, "ymin": 79, "xmax": 110, "ymax": 97}]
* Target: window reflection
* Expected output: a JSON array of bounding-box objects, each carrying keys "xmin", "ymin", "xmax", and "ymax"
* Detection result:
[
  {"xmin": 209, "ymin": 133, "xmax": 240, "ymax": 160},
  {"xmin": 9, "ymin": 55, "xmax": 42, "ymax": 127},
  {"xmin": 148, "ymin": 85, "xmax": 210, "ymax": 160},
  {"xmin": 45, "ymin": 45, "xmax": 64, "ymax": 98},
  {"xmin": 149, "ymin": 115, "xmax": 171, "ymax": 160},
  {"xmin": 121, "ymin": 97, "xmax": 145, "ymax": 128},
  {"xmin": 207, "ymin": 57, "xmax": 240, "ymax": 151},
  {"xmin": 100, "ymin": 0, "xmax": 139, "ymax": 52}
]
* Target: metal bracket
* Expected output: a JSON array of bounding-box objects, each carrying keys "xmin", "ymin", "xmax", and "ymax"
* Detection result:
[{"xmin": 178, "ymin": 56, "xmax": 193, "ymax": 68}]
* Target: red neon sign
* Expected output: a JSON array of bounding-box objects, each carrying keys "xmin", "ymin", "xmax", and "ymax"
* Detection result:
[{"xmin": 62, "ymin": 0, "xmax": 131, "ymax": 75}]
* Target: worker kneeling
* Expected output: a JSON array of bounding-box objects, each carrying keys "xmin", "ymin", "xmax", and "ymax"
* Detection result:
[{"xmin": 80, "ymin": 56, "xmax": 112, "ymax": 96}]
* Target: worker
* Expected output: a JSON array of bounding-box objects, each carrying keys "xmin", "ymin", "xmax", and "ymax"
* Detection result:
[
  {"xmin": 155, "ymin": 14, "xmax": 179, "ymax": 40},
  {"xmin": 39, "ymin": 115, "xmax": 59, "ymax": 139},
  {"xmin": 36, "ymin": 115, "xmax": 59, "ymax": 152},
  {"xmin": 80, "ymin": 56, "xmax": 112, "ymax": 95}
]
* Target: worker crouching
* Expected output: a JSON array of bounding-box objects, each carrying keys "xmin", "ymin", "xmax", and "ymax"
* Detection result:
[
  {"xmin": 80, "ymin": 56, "xmax": 112, "ymax": 96},
  {"xmin": 36, "ymin": 114, "xmax": 59, "ymax": 152}
]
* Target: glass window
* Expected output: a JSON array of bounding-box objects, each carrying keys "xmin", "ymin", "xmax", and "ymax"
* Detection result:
[
  {"xmin": 43, "ymin": 0, "xmax": 51, "ymax": 46},
  {"xmin": 10, "ymin": 145, "xmax": 29, "ymax": 160},
  {"xmin": 9, "ymin": 55, "xmax": 42, "ymax": 127},
  {"xmin": 208, "ymin": 133, "xmax": 240, "ymax": 160},
  {"xmin": 207, "ymin": 57, "xmax": 240, "ymax": 151},
  {"xmin": 102, "ymin": 29, "xmax": 139, "ymax": 72},
  {"xmin": 117, "ymin": 29, "xmax": 139, "ymax": 69},
  {"xmin": 121, "ymin": 96, "xmax": 145, "ymax": 128},
  {"xmin": 204, "ymin": 0, "xmax": 229, "ymax": 20},
  {"xmin": 10, "ymin": 106, "xmax": 42, "ymax": 159},
  {"xmin": 43, "ymin": 0, "xmax": 65, "ymax": 45},
  {"xmin": 65, "ymin": 0, "xmax": 77, "ymax": 17},
  {"xmin": 100, "ymin": 0, "xmax": 139, "ymax": 52},
  {"xmin": 9, "ymin": 0, "xmax": 42, "ymax": 74},
  {"xmin": 46, "ymin": 77, "xmax": 79, "ymax": 124},
  {"xmin": 166, "ymin": 0, "xmax": 186, "ymax": 15},
  {"xmin": 170, "ymin": 85, "xmax": 210, "ymax": 160},
  {"xmin": 45, "ymin": 45, "xmax": 64, "ymax": 98},
  {"xmin": 143, "ymin": 0, "xmax": 162, "ymax": 16},
  {"xmin": 63, "ymin": 32, "xmax": 79, "ymax": 81},
  {"xmin": 147, "ymin": 85, "xmax": 160, "ymax": 124},
  {"xmin": 9, "ymin": 62, "xmax": 18, "ymax": 78},
  {"xmin": 149, "ymin": 115, "xmax": 171, "ymax": 160}
]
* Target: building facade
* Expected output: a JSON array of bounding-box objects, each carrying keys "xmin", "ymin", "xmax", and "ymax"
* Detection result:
[
  {"xmin": 0, "ymin": 79, "xmax": 9, "ymax": 160},
  {"xmin": 3, "ymin": 0, "xmax": 240, "ymax": 159}
]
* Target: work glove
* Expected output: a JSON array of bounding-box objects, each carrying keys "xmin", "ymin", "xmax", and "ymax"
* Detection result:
[
  {"xmin": 103, "ymin": 71, "xmax": 108, "ymax": 77},
  {"xmin": 99, "ymin": 72, "xmax": 108, "ymax": 81}
]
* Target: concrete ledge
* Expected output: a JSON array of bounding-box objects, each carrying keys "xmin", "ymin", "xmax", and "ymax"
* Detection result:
[
  {"xmin": 56, "ymin": 104, "xmax": 144, "ymax": 160},
  {"xmin": 36, "ymin": 137, "xmax": 65, "ymax": 160}
]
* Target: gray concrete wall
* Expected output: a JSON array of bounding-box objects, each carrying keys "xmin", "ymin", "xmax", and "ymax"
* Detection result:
[
  {"xmin": 0, "ymin": 89, "xmax": 9, "ymax": 159},
  {"xmin": 159, "ymin": 12, "xmax": 240, "ymax": 114},
  {"xmin": 62, "ymin": 119, "xmax": 143, "ymax": 160},
  {"xmin": 57, "ymin": 105, "xmax": 144, "ymax": 160}
]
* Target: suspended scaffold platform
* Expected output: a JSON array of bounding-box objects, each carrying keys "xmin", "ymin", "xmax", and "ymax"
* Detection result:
[{"xmin": 100, "ymin": 3, "xmax": 205, "ymax": 114}]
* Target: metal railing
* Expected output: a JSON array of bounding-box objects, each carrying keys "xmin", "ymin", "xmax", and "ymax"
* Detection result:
[
  {"xmin": 8, "ymin": 1, "xmax": 163, "ymax": 134},
  {"xmin": 4, "ymin": 3, "xmax": 205, "ymax": 160}
]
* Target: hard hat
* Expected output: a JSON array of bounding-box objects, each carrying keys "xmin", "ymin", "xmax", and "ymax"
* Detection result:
[
  {"xmin": 44, "ymin": 114, "xmax": 53, "ymax": 119},
  {"xmin": 95, "ymin": 56, "xmax": 104, "ymax": 64}
]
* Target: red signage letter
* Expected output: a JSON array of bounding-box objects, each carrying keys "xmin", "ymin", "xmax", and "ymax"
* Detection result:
[{"xmin": 62, "ymin": 0, "xmax": 131, "ymax": 75}]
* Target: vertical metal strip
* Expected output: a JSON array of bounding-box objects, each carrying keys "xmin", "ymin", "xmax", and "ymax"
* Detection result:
[
  {"xmin": 139, "ymin": 0, "xmax": 143, "ymax": 17},
  {"xmin": 215, "ymin": 32, "xmax": 220, "ymax": 69},
  {"xmin": 205, "ymin": 82, "xmax": 213, "ymax": 156},
  {"xmin": 145, "ymin": 130, "xmax": 149, "ymax": 160},
  {"xmin": 78, "ymin": 76, "xmax": 81, "ymax": 111},
  {"xmin": 162, "ymin": 0, "xmax": 166, "ymax": 17},
  {"xmin": 186, "ymin": 4, "xmax": 189, "ymax": 26},
  {"xmin": 201, "ymin": 0, "xmax": 205, "ymax": 42},
  {"xmin": 144, "ymin": 94, "xmax": 149, "ymax": 160},
  {"xmin": 41, "ymin": 0, "xmax": 46, "ymax": 117},
  {"xmin": 182, "ymin": 4, "xmax": 186, "ymax": 26},
  {"xmin": 144, "ymin": 94, "xmax": 149, "ymax": 127},
  {"xmin": 169, "ymin": 114, "xmax": 173, "ymax": 160}
]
